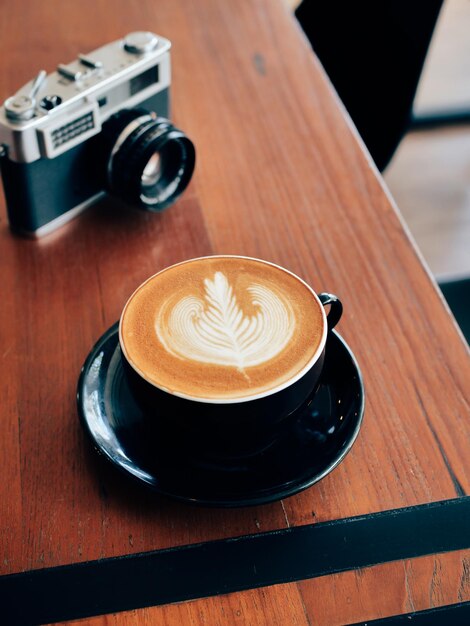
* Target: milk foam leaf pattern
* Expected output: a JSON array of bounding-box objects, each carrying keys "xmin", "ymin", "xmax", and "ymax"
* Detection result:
[{"xmin": 156, "ymin": 272, "xmax": 295, "ymax": 371}]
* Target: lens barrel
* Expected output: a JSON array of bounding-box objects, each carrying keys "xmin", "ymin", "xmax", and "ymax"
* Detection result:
[{"xmin": 102, "ymin": 108, "xmax": 195, "ymax": 211}]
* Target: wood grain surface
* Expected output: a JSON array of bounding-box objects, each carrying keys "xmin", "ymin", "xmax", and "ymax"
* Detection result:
[{"xmin": 0, "ymin": 0, "xmax": 469, "ymax": 623}]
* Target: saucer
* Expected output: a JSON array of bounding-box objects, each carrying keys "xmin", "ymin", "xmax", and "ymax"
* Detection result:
[{"xmin": 77, "ymin": 323, "xmax": 365, "ymax": 507}]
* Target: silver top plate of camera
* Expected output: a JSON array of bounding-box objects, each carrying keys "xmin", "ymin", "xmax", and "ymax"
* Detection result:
[{"xmin": 0, "ymin": 32, "xmax": 171, "ymax": 162}]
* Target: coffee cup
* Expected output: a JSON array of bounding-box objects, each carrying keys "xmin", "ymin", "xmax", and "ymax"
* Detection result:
[{"xmin": 119, "ymin": 255, "xmax": 342, "ymax": 459}]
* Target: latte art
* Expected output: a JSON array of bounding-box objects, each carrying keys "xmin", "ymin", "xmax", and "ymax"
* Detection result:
[
  {"xmin": 156, "ymin": 271, "xmax": 295, "ymax": 372},
  {"xmin": 120, "ymin": 256, "xmax": 325, "ymax": 400}
]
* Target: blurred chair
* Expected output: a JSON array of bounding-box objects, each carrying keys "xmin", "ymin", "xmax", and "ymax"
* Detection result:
[
  {"xmin": 439, "ymin": 277, "xmax": 470, "ymax": 344},
  {"xmin": 295, "ymin": 0, "xmax": 444, "ymax": 171},
  {"xmin": 295, "ymin": 0, "xmax": 469, "ymax": 344}
]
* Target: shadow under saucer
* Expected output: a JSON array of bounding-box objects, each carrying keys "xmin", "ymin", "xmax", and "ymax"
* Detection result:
[{"xmin": 77, "ymin": 323, "xmax": 365, "ymax": 507}]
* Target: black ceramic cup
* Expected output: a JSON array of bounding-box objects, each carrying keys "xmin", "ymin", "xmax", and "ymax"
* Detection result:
[{"xmin": 119, "ymin": 257, "xmax": 342, "ymax": 460}]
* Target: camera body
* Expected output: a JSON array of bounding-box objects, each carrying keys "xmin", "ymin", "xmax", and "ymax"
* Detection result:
[{"xmin": 0, "ymin": 32, "xmax": 194, "ymax": 237}]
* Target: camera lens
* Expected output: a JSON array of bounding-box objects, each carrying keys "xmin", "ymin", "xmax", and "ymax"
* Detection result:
[{"xmin": 103, "ymin": 109, "xmax": 195, "ymax": 211}]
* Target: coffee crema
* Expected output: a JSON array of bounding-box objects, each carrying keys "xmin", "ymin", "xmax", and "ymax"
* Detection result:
[{"xmin": 120, "ymin": 256, "xmax": 325, "ymax": 400}]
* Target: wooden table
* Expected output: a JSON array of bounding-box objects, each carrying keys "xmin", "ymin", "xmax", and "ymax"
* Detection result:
[{"xmin": 1, "ymin": 1, "xmax": 469, "ymax": 624}]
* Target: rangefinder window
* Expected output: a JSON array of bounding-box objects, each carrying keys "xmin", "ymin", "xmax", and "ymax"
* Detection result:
[{"xmin": 130, "ymin": 66, "xmax": 159, "ymax": 96}]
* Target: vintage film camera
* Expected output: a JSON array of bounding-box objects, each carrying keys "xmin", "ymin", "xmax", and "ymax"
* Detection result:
[{"xmin": 0, "ymin": 32, "xmax": 195, "ymax": 236}]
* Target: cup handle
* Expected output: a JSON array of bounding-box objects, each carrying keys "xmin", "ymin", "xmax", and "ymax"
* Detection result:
[{"xmin": 318, "ymin": 293, "xmax": 343, "ymax": 330}]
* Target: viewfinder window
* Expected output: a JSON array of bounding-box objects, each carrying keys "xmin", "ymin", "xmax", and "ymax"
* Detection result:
[{"xmin": 130, "ymin": 65, "xmax": 159, "ymax": 95}]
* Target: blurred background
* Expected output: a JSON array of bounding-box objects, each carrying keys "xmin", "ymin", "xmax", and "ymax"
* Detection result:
[
  {"xmin": 385, "ymin": 0, "xmax": 470, "ymax": 281},
  {"xmin": 287, "ymin": 0, "xmax": 470, "ymax": 341}
]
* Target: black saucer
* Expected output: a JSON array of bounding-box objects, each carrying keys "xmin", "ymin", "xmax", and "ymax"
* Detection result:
[{"xmin": 77, "ymin": 323, "xmax": 365, "ymax": 507}]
